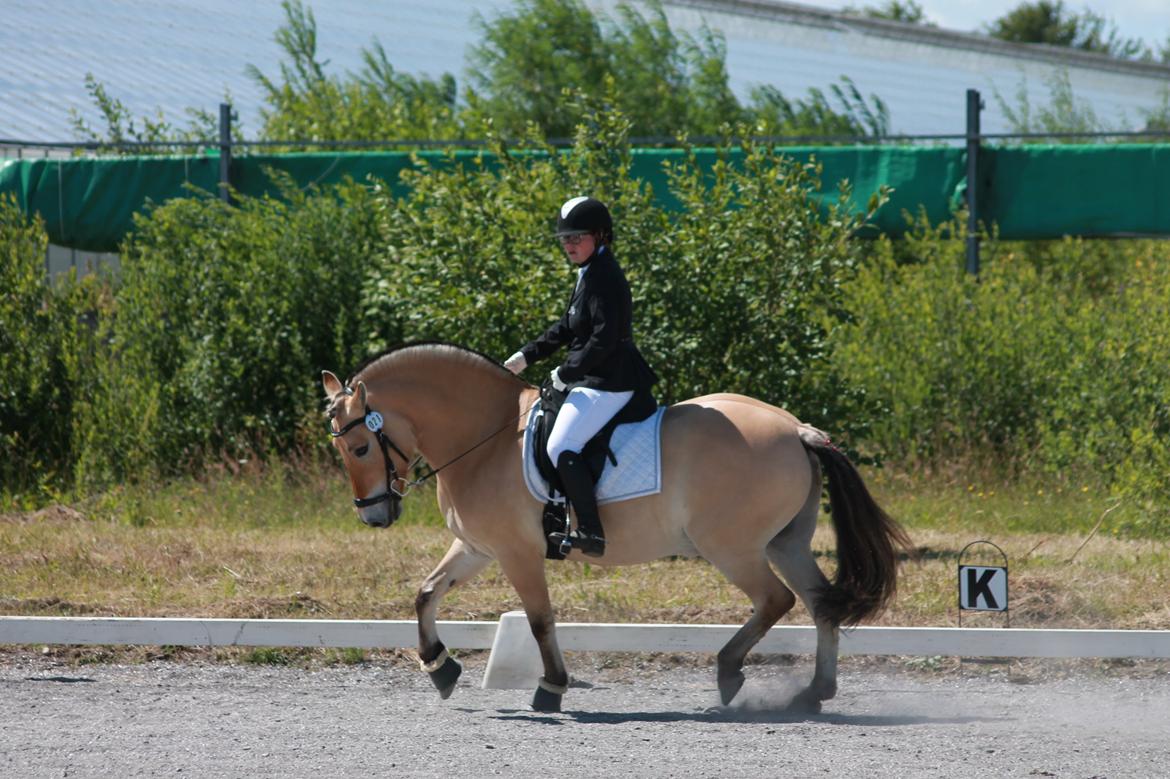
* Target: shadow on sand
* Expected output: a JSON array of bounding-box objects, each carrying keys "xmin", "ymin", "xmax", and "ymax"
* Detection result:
[
  {"xmin": 488, "ymin": 707, "xmax": 1003, "ymax": 727},
  {"xmin": 482, "ymin": 681, "xmax": 1006, "ymax": 727}
]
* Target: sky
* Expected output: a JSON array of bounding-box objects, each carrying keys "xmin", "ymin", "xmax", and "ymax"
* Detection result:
[{"xmin": 795, "ymin": 0, "xmax": 1169, "ymax": 49}]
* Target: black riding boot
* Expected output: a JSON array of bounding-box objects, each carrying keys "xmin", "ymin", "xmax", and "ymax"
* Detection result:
[{"xmin": 555, "ymin": 451, "xmax": 606, "ymax": 557}]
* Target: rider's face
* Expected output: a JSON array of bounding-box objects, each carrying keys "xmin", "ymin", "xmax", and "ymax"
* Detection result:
[{"xmin": 559, "ymin": 232, "xmax": 596, "ymax": 265}]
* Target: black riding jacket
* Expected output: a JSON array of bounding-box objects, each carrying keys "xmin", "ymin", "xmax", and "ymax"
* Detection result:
[{"xmin": 520, "ymin": 246, "xmax": 658, "ymax": 394}]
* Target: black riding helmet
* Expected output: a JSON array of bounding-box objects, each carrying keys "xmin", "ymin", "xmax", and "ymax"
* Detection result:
[{"xmin": 555, "ymin": 196, "xmax": 613, "ymax": 244}]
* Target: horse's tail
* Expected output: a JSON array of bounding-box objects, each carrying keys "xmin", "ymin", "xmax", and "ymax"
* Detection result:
[{"xmin": 802, "ymin": 435, "xmax": 911, "ymax": 628}]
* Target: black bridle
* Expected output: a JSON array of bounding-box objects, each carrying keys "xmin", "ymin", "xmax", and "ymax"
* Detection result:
[
  {"xmin": 328, "ymin": 402, "xmax": 413, "ymax": 509},
  {"xmin": 328, "ymin": 387, "xmax": 541, "ymax": 511}
]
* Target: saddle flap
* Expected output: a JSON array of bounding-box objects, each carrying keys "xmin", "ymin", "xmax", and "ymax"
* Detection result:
[
  {"xmin": 532, "ymin": 381, "xmax": 655, "ymax": 489},
  {"xmin": 523, "ymin": 384, "xmax": 664, "ymax": 510}
]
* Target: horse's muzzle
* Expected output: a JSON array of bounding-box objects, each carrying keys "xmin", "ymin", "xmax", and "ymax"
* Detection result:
[{"xmin": 358, "ymin": 499, "xmax": 402, "ymax": 528}]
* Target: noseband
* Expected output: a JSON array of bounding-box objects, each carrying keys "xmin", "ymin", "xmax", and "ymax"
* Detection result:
[{"xmin": 329, "ymin": 401, "xmax": 413, "ymax": 509}]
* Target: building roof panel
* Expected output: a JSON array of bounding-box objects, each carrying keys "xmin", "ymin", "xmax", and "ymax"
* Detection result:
[{"xmin": 2, "ymin": 0, "xmax": 1167, "ymax": 142}]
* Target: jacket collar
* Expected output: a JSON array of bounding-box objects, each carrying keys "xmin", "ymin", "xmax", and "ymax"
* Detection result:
[{"xmin": 579, "ymin": 244, "xmax": 610, "ymax": 269}]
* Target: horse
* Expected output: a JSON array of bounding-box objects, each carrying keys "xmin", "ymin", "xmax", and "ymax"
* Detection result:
[{"xmin": 321, "ymin": 342, "xmax": 910, "ymax": 713}]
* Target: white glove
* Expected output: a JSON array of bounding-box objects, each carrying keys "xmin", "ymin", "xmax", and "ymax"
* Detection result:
[
  {"xmin": 550, "ymin": 367, "xmax": 567, "ymax": 392},
  {"xmin": 503, "ymin": 351, "xmax": 527, "ymax": 374}
]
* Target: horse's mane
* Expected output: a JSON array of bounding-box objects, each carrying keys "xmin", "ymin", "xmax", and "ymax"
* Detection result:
[{"xmin": 346, "ymin": 340, "xmax": 523, "ymax": 386}]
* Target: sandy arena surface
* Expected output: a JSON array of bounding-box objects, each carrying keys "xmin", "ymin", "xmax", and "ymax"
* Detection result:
[{"xmin": 2, "ymin": 652, "xmax": 1168, "ymax": 778}]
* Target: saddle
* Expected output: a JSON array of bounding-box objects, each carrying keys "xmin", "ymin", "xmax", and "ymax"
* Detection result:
[{"xmin": 534, "ymin": 380, "xmax": 656, "ymax": 559}]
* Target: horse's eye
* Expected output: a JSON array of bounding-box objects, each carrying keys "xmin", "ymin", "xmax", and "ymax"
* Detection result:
[{"xmin": 354, "ymin": 444, "xmax": 370, "ymax": 457}]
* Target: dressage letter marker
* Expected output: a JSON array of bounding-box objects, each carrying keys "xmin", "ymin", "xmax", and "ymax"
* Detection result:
[{"xmin": 959, "ymin": 565, "xmax": 1008, "ymax": 612}]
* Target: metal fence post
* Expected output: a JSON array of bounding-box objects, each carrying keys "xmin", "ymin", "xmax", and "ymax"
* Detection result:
[
  {"xmin": 44, "ymin": 148, "xmax": 52, "ymax": 276},
  {"xmin": 218, "ymin": 103, "xmax": 233, "ymax": 203},
  {"xmin": 965, "ymin": 89, "xmax": 983, "ymax": 276}
]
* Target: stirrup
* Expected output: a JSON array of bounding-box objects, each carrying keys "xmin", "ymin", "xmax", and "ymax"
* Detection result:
[{"xmin": 547, "ymin": 529, "xmax": 606, "ymax": 557}]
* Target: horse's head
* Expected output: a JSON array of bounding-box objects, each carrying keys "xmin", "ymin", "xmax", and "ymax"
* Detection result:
[{"xmin": 322, "ymin": 370, "xmax": 417, "ymax": 528}]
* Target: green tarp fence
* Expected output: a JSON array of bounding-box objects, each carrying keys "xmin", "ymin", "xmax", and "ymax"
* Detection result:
[{"xmin": 1, "ymin": 144, "xmax": 1167, "ymax": 252}]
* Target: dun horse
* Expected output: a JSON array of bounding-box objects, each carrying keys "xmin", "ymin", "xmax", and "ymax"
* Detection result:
[{"xmin": 323, "ymin": 342, "xmax": 909, "ymax": 712}]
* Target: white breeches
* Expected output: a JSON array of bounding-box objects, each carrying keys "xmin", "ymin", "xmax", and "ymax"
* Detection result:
[{"xmin": 546, "ymin": 387, "xmax": 634, "ymax": 464}]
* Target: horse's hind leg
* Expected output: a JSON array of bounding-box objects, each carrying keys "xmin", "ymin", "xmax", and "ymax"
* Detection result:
[
  {"xmin": 767, "ymin": 455, "xmax": 839, "ymax": 711},
  {"xmin": 416, "ymin": 538, "xmax": 492, "ymax": 699},
  {"xmin": 697, "ymin": 544, "xmax": 797, "ymax": 706}
]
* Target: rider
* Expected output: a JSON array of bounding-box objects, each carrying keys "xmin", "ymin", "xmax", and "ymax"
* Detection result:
[{"xmin": 503, "ymin": 196, "xmax": 658, "ymax": 556}]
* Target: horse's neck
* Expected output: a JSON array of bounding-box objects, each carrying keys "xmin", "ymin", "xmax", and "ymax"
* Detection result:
[{"xmin": 369, "ymin": 354, "xmax": 525, "ymax": 470}]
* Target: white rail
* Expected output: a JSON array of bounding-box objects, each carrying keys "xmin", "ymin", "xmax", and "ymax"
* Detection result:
[
  {"xmin": 0, "ymin": 616, "xmax": 495, "ymax": 650},
  {"xmin": 3, "ymin": 614, "xmax": 1168, "ymax": 690}
]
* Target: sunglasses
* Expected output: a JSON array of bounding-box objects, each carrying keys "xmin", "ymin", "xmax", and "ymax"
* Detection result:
[{"xmin": 558, "ymin": 233, "xmax": 590, "ymax": 246}]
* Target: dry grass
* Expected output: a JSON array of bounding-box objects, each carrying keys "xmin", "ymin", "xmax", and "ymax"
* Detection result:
[{"xmin": 2, "ymin": 463, "xmax": 1168, "ymax": 632}]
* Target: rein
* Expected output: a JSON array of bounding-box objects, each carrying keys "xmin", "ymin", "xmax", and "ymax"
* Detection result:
[
  {"xmin": 331, "ymin": 387, "xmax": 539, "ymax": 507},
  {"xmin": 405, "ymin": 397, "xmax": 540, "ymax": 490}
]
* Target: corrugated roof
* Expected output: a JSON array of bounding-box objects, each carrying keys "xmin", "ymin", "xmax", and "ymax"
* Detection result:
[
  {"xmin": 661, "ymin": 0, "xmax": 1170, "ymax": 134},
  {"xmin": 1, "ymin": 0, "xmax": 514, "ymax": 142},
  {"xmin": 3, "ymin": 0, "xmax": 1168, "ymax": 143}
]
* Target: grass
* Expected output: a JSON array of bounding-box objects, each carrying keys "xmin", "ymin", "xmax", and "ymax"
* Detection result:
[{"xmin": 1, "ymin": 460, "xmax": 1168, "ymax": 635}]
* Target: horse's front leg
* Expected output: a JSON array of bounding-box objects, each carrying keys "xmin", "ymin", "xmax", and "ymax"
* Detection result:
[
  {"xmin": 416, "ymin": 538, "xmax": 492, "ymax": 699},
  {"xmin": 496, "ymin": 548, "xmax": 569, "ymax": 713}
]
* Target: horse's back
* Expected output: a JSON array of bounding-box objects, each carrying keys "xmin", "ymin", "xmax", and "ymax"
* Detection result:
[
  {"xmin": 671, "ymin": 393, "xmax": 831, "ymax": 449},
  {"xmin": 668, "ymin": 393, "xmax": 806, "ymax": 446},
  {"xmin": 572, "ymin": 393, "xmax": 818, "ymax": 565},
  {"xmin": 652, "ymin": 393, "xmax": 815, "ymax": 548}
]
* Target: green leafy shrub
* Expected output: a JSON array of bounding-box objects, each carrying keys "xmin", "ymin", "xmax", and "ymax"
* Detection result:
[
  {"xmin": 73, "ymin": 179, "xmax": 380, "ymax": 488},
  {"xmin": 366, "ymin": 107, "xmax": 880, "ymax": 436},
  {"xmin": 365, "ymin": 103, "xmax": 661, "ymax": 364},
  {"xmin": 831, "ymin": 218, "xmax": 1170, "ymax": 532},
  {"xmin": 648, "ymin": 141, "xmax": 882, "ymax": 429},
  {"xmin": 246, "ymin": 1, "xmax": 461, "ymax": 145},
  {"xmin": 0, "ymin": 195, "xmax": 107, "ymax": 502}
]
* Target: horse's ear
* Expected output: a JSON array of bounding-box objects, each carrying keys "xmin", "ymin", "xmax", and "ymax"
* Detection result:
[
  {"xmin": 356, "ymin": 381, "xmax": 368, "ymax": 406},
  {"xmin": 322, "ymin": 370, "xmax": 343, "ymax": 398}
]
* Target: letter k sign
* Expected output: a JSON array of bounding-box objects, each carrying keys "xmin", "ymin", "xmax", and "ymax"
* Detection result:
[{"xmin": 959, "ymin": 565, "xmax": 1008, "ymax": 612}]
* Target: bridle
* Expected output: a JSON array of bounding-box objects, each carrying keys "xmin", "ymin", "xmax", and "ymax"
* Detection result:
[
  {"xmin": 328, "ymin": 398, "xmax": 414, "ymax": 509},
  {"xmin": 329, "ymin": 388, "xmax": 540, "ymax": 511}
]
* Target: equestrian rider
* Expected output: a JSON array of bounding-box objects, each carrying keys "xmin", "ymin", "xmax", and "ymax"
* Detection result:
[{"xmin": 503, "ymin": 196, "xmax": 658, "ymax": 557}]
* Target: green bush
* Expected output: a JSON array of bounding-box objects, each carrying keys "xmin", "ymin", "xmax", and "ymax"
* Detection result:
[
  {"xmin": 0, "ymin": 195, "xmax": 106, "ymax": 503},
  {"xmin": 366, "ymin": 110, "xmax": 881, "ymax": 436},
  {"xmin": 72, "ymin": 179, "xmax": 380, "ymax": 488},
  {"xmin": 648, "ymin": 141, "xmax": 881, "ymax": 429},
  {"xmin": 365, "ymin": 108, "xmax": 660, "ymax": 364},
  {"xmin": 831, "ymin": 218, "xmax": 1170, "ymax": 532}
]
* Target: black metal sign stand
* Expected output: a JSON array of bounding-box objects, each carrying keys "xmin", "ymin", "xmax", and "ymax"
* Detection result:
[
  {"xmin": 957, "ymin": 539, "xmax": 1012, "ymax": 672},
  {"xmin": 957, "ymin": 539, "xmax": 1009, "ymax": 628}
]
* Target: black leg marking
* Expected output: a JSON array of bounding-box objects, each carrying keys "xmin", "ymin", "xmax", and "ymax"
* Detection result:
[
  {"xmin": 717, "ymin": 671, "xmax": 745, "ymax": 706},
  {"xmin": 428, "ymin": 656, "xmax": 462, "ymax": 700},
  {"xmin": 420, "ymin": 642, "xmax": 462, "ymax": 700},
  {"xmin": 530, "ymin": 677, "xmax": 567, "ymax": 713}
]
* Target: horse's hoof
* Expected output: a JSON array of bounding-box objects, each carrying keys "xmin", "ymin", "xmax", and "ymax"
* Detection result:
[
  {"xmin": 531, "ymin": 677, "xmax": 567, "ymax": 713},
  {"xmin": 531, "ymin": 686, "xmax": 562, "ymax": 713},
  {"xmin": 717, "ymin": 672, "xmax": 745, "ymax": 706},
  {"xmin": 789, "ymin": 688, "xmax": 823, "ymax": 714},
  {"xmin": 428, "ymin": 656, "xmax": 462, "ymax": 700},
  {"xmin": 812, "ymin": 681, "xmax": 837, "ymax": 701}
]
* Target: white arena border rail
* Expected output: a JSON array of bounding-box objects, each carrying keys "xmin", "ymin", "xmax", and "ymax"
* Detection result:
[{"xmin": 3, "ymin": 612, "xmax": 1169, "ymax": 690}]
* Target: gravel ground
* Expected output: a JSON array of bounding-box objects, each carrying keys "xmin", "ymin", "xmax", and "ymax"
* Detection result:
[{"xmin": 2, "ymin": 653, "xmax": 1168, "ymax": 778}]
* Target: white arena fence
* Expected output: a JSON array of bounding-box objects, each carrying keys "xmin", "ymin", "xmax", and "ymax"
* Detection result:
[{"xmin": 3, "ymin": 612, "xmax": 1169, "ymax": 689}]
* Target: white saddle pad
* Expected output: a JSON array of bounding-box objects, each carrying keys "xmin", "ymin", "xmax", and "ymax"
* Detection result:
[{"xmin": 522, "ymin": 405, "xmax": 666, "ymax": 506}]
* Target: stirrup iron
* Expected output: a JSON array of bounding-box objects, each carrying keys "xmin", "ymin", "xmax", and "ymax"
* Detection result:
[{"xmin": 549, "ymin": 497, "xmax": 575, "ymax": 557}]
